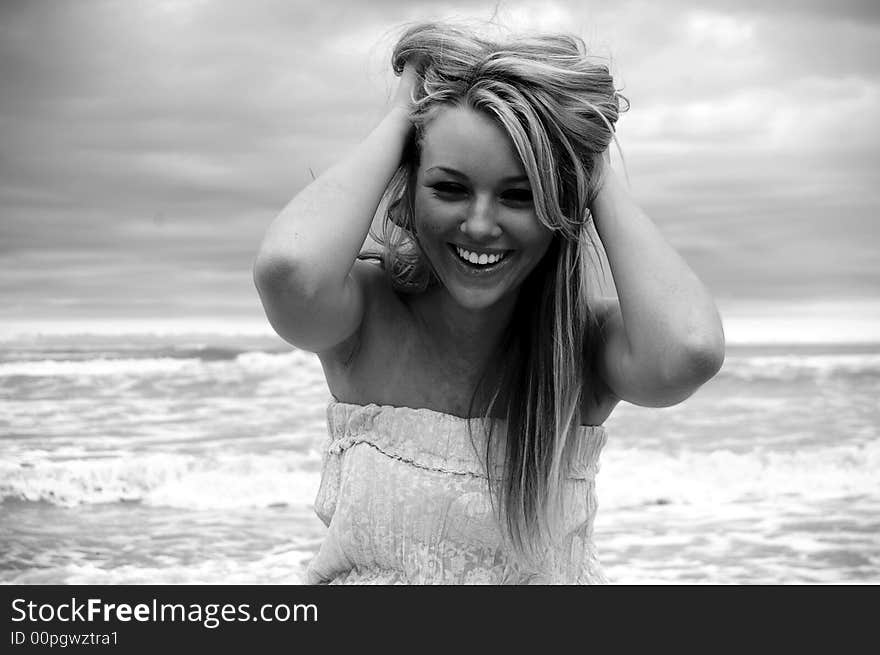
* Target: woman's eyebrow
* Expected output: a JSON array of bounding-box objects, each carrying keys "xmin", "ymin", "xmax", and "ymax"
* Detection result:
[{"xmin": 426, "ymin": 166, "xmax": 529, "ymax": 184}]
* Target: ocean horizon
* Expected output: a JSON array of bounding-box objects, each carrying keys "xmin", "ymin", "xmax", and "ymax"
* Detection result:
[{"xmin": 3, "ymin": 295, "xmax": 879, "ymax": 345}]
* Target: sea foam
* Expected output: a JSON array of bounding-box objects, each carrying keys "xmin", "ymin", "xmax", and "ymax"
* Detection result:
[
  {"xmin": 4, "ymin": 440, "xmax": 878, "ymax": 513},
  {"xmin": 0, "ymin": 350, "xmax": 309, "ymax": 378},
  {"xmin": 598, "ymin": 440, "xmax": 880, "ymax": 511},
  {"xmin": 719, "ymin": 353, "xmax": 880, "ymax": 381},
  {"xmin": 0, "ymin": 357, "xmax": 201, "ymax": 377},
  {"xmin": 0, "ymin": 452, "xmax": 322, "ymax": 509}
]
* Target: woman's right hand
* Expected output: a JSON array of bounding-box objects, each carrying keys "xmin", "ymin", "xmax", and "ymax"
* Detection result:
[{"xmin": 391, "ymin": 59, "xmax": 423, "ymax": 113}]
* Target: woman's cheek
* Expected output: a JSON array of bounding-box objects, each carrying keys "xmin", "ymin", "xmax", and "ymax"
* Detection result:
[{"xmin": 418, "ymin": 198, "xmax": 461, "ymax": 228}]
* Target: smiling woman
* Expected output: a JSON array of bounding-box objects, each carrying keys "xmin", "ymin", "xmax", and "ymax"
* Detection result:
[{"xmin": 253, "ymin": 20, "xmax": 725, "ymax": 584}]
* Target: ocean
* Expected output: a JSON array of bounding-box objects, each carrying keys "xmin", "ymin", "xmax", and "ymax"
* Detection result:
[{"xmin": 1, "ymin": 331, "xmax": 878, "ymax": 584}]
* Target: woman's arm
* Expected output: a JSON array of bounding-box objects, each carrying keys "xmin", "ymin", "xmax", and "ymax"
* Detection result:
[
  {"xmin": 253, "ymin": 66, "xmax": 418, "ymax": 352},
  {"xmin": 590, "ymin": 164, "xmax": 726, "ymax": 407}
]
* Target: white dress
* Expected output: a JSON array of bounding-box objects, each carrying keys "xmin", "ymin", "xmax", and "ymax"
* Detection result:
[{"xmin": 305, "ymin": 400, "xmax": 609, "ymax": 584}]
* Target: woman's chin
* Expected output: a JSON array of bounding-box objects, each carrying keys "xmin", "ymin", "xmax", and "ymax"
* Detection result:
[{"xmin": 444, "ymin": 283, "xmax": 512, "ymax": 313}]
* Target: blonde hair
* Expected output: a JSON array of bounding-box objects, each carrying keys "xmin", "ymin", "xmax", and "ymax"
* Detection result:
[{"xmin": 367, "ymin": 20, "xmax": 627, "ymax": 565}]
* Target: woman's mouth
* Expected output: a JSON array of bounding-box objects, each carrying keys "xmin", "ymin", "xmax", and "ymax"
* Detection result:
[{"xmin": 447, "ymin": 244, "xmax": 513, "ymax": 273}]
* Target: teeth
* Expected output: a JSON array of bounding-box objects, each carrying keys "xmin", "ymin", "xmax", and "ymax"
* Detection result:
[{"xmin": 456, "ymin": 247, "xmax": 507, "ymax": 266}]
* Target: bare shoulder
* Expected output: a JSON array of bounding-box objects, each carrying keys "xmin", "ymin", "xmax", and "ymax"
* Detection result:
[
  {"xmin": 591, "ymin": 295, "xmax": 620, "ymax": 327},
  {"xmin": 317, "ymin": 257, "xmax": 403, "ymax": 369},
  {"xmin": 580, "ymin": 369, "xmax": 620, "ymax": 426},
  {"xmin": 580, "ymin": 296, "xmax": 622, "ymax": 426}
]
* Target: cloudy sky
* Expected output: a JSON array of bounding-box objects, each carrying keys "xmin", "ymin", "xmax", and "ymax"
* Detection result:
[{"xmin": 1, "ymin": 0, "xmax": 878, "ymax": 341}]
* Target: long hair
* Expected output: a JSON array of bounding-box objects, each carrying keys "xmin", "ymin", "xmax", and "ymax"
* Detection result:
[{"xmin": 367, "ymin": 20, "xmax": 627, "ymax": 565}]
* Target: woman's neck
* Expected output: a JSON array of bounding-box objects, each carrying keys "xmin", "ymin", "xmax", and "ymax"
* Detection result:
[{"xmin": 407, "ymin": 286, "xmax": 516, "ymax": 369}]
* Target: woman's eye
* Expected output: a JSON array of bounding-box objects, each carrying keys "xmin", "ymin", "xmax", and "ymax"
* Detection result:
[
  {"xmin": 503, "ymin": 189, "xmax": 533, "ymax": 204},
  {"xmin": 431, "ymin": 182, "xmax": 467, "ymax": 197}
]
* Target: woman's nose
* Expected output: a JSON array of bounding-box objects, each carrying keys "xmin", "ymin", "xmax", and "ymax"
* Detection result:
[{"xmin": 459, "ymin": 196, "xmax": 502, "ymax": 240}]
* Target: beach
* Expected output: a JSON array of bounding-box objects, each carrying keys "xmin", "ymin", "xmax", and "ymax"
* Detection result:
[{"xmin": 1, "ymin": 331, "xmax": 878, "ymax": 584}]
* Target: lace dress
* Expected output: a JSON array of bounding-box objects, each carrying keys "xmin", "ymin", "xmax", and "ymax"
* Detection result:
[{"xmin": 305, "ymin": 400, "xmax": 609, "ymax": 584}]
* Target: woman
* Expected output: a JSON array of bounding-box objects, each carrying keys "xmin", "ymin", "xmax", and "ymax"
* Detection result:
[{"xmin": 254, "ymin": 22, "xmax": 725, "ymax": 584}]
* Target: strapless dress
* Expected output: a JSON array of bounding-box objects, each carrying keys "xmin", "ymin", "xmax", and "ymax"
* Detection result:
[{"xmin": 305, "ymin": 400, "xmax": 608, "ymax": 584}]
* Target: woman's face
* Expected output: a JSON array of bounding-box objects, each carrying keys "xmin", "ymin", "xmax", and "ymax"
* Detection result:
[{"xmin": 413, "ymin": 105, "xmax": 554, "ymax": 312}]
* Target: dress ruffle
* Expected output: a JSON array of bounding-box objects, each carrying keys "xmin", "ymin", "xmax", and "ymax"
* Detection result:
[{"xmin": 325, "ymin": 400, "xmax": 606, "ymax": 478}]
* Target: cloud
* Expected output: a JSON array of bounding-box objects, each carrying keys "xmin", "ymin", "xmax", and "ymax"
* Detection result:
[{"xmin": 1, "ymin": 0, "xmax": 878, "ymax": 326}]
